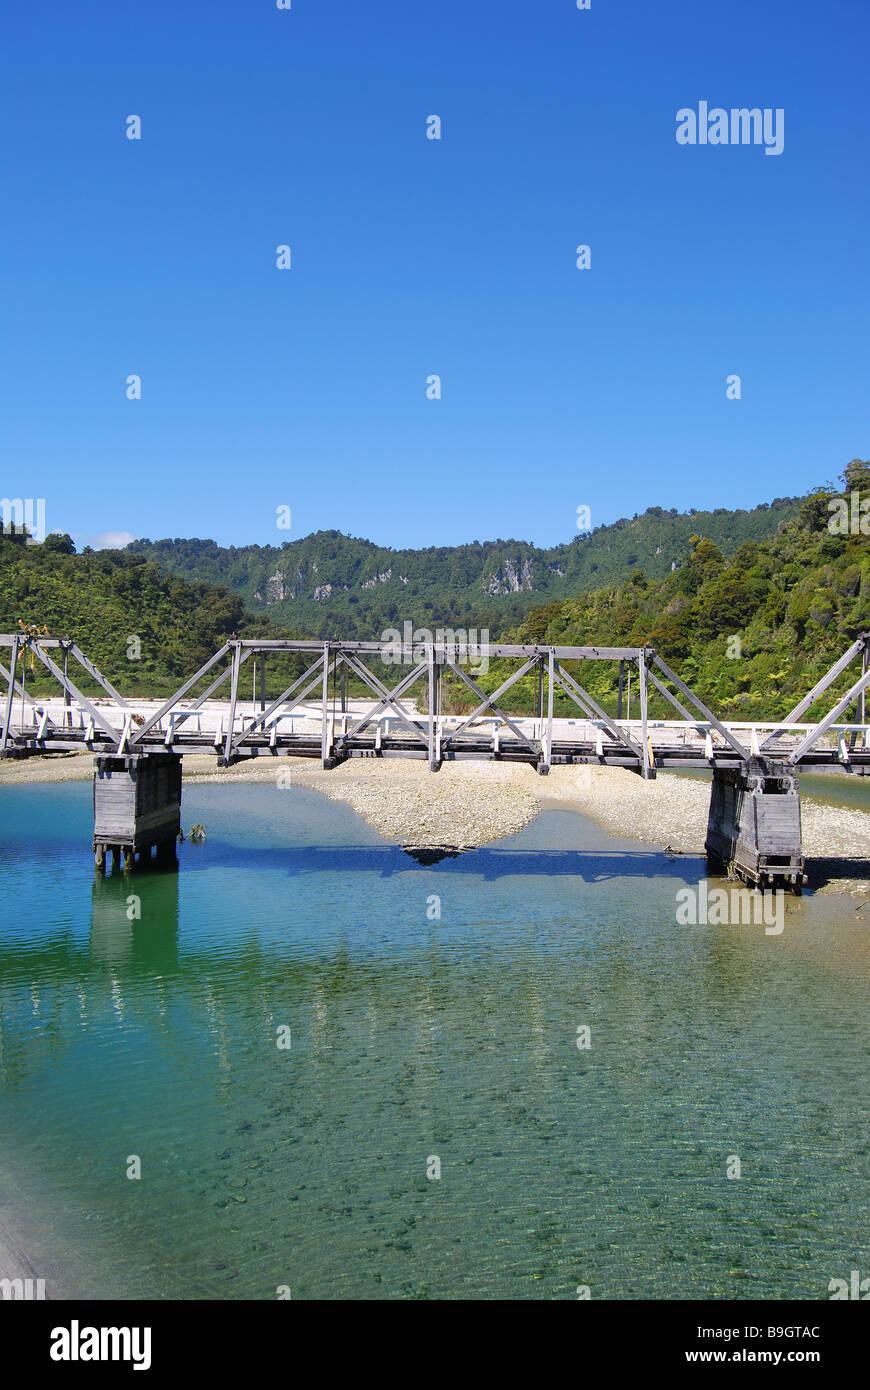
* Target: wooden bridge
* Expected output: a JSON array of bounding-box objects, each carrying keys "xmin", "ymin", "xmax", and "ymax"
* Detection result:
[{"xmin": 2, "ymin": 633, "xmax": 869, "ymax": 892}]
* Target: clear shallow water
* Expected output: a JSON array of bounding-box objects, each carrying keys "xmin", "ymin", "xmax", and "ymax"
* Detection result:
[
  {"xmin": 798, "ymin": 771, "xmax": 870, "ymax": 813},
  {"xmin": 0, "ymin": 781, "xmax": 868, "ymax": 1301}
]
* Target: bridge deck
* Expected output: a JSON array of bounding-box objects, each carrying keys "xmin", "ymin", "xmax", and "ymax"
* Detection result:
[{"xmin": 4, "ymin": 721, "xmax": 869, "ymax": 773}]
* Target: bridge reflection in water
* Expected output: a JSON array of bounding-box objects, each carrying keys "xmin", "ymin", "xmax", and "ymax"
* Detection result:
[{"xmin": 90, "ymin": 870, "xmax": 180, "ymax": 972}]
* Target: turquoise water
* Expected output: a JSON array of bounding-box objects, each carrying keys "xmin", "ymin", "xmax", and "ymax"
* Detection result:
[
  {"xmin": 798, "ymin": 771, "xmax": 870, "ymax": 813},
  {"xmin": 1, "ymin": 781, "xmax": 869, "ymax": 1300}
]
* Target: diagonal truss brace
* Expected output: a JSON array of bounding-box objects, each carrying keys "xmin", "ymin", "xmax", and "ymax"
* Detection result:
[
  {"xmin": 759, "ymin": 633, "xmax": 870, "ymax": 751},
  {"xmin": 650, "ymin": 653, "xmax": 749, "ymax": 760},
  {"xmin": 30, "ymin": 643, "xmax": 120, "ymax": 742},
  {"xmin": 67, "ymin": 642, "xmax": 130, "ymax": 708},
  {"xmin": 229, "ymin": 650, "xmax": 338, "ymax": 754},
  {"xmin": 440, "ymin": 656, "xmax": 538, "ymax": 753},
  {"xmin": 129, "ymin": 643, "xmax": 232, "ymax": 747},
  {"xmin": 786, "ymin": 662, "xmax": 870, "ymax": 765},
  {"xmin": 339, "ymin": 653, "xmax": 430, "ymax": 743},
  {"xmin": 188, "ymin": 649, "xmax": 254, "ymax": 713},
  {"xmin": 2, "ymin": 636, "xmax": 129, "ymax": 746},
  {"xmin": 0, "ymin": 657, "xmax": 53, "ymax": 717},
  {"xmin": 552, "ymin": 660, "xmax": 646, "ymax": 763},
  {"xmin": 645, "ymin": 667, "xmax": 704, "ymax": 727}
]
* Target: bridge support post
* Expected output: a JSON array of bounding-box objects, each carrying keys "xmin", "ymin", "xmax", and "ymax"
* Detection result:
[
  {"xmin": 93, "ymin": 752, "xmax": 182, "ymax": 870},
  {"xmin": 705, "ymin": 757, "xmax": 804, "ymax": 893},
  {"xmin": 427, "ymin": 643, "xmax": 441, "ymax": 771},
  {"xmin": 536, "ymin": 647, "xmax": 555, "ymax": 775},
  {"xmin": 320, "ymin": 642, "xmax": 334, "ymax": 768}
]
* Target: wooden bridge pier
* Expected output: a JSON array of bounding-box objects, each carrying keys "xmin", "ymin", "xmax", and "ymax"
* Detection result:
[
  {"xmin": 705, "ymin": 630, "xmax": 870, "ymax": 893},
  {"xmin": 93, "ymin": 752, "xmax": 181, "ymax": 872},
  {"xmin": 705, "ymin": 757, "xmax": 805, "ymax": 892}
]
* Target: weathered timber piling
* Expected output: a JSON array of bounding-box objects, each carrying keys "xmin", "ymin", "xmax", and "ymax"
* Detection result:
[
  {"xmin": 705, "ymin": 757, "xmax": 805, "ymax": 893},
  {"xmin": 93, "ymin": 752, "xmax": 182, "ymax": 870}
]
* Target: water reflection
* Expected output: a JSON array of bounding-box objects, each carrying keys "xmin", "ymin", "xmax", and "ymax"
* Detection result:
[
  {"xmin": 165, "ymin": 837, "xmax": 711, "ymax": 885},
  {"xmin": 90, "ymin": 869, "xmax": 179, "ymax": 972}
]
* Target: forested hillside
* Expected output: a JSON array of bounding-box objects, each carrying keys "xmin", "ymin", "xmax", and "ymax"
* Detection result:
[
  {"xmin": 129, "ymin": 496, "xmax": 800, "ymax": 641},
  {"xmin": 454, "ymin": 460, "xmax": 870, "ymax": 721},
  {"xmin": 0, "ymin": 532, "xmax": 289, "ymax": 694}
]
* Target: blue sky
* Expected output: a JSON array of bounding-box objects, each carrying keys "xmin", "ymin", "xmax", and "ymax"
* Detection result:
[{"xmin": 2, "ymin": 0, "xmax": 867, "ymax": 550}]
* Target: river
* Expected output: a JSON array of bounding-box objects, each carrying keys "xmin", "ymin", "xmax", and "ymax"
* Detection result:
[{"xmin": 0, "ymin": 781, "xmax": 867, "ymax": 1299}]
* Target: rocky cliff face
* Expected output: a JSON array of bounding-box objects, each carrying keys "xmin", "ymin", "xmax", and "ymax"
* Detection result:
[
  {"xmin": 264, "ymin": 569, "xmax": 289, "ymax": 603},
  {"xmin": 484, "ymin": 557, "xmax": 536, "ymax": 596},
  {"xmin": 361, "ymin": 568, "xmax": 392, "ymax": 590},
  {"xmin": 255, "ymin": 560, "xmax": 353, "ymax": 605},
  {"xmin": 258, "ymin": 567, "xmax": 306, "ymax": 603}
]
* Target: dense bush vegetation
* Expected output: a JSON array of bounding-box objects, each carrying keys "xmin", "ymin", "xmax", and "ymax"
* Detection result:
[
  {"xmin": 0, "ymin": 533, "xmax": 289, "ymax": 695},
  {"xmin": 451, "ymin": 461, "xmax": 870, "ymax": 721}
]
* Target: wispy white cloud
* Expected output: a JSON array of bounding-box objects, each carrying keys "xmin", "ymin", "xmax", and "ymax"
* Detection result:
[{"xmin": 84, "ymin": 530, "xmax": 137, "ymax": 550}]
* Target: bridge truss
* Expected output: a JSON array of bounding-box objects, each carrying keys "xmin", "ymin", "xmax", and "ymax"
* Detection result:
[{"xmin": 2, "ymin": 633, "xmax": 869, "ymax": 777}]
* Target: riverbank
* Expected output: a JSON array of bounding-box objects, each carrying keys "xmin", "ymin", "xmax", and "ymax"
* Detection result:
[{"xmin": 2, "ymin": 752, "xmax": 868, "ymax": 895}]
